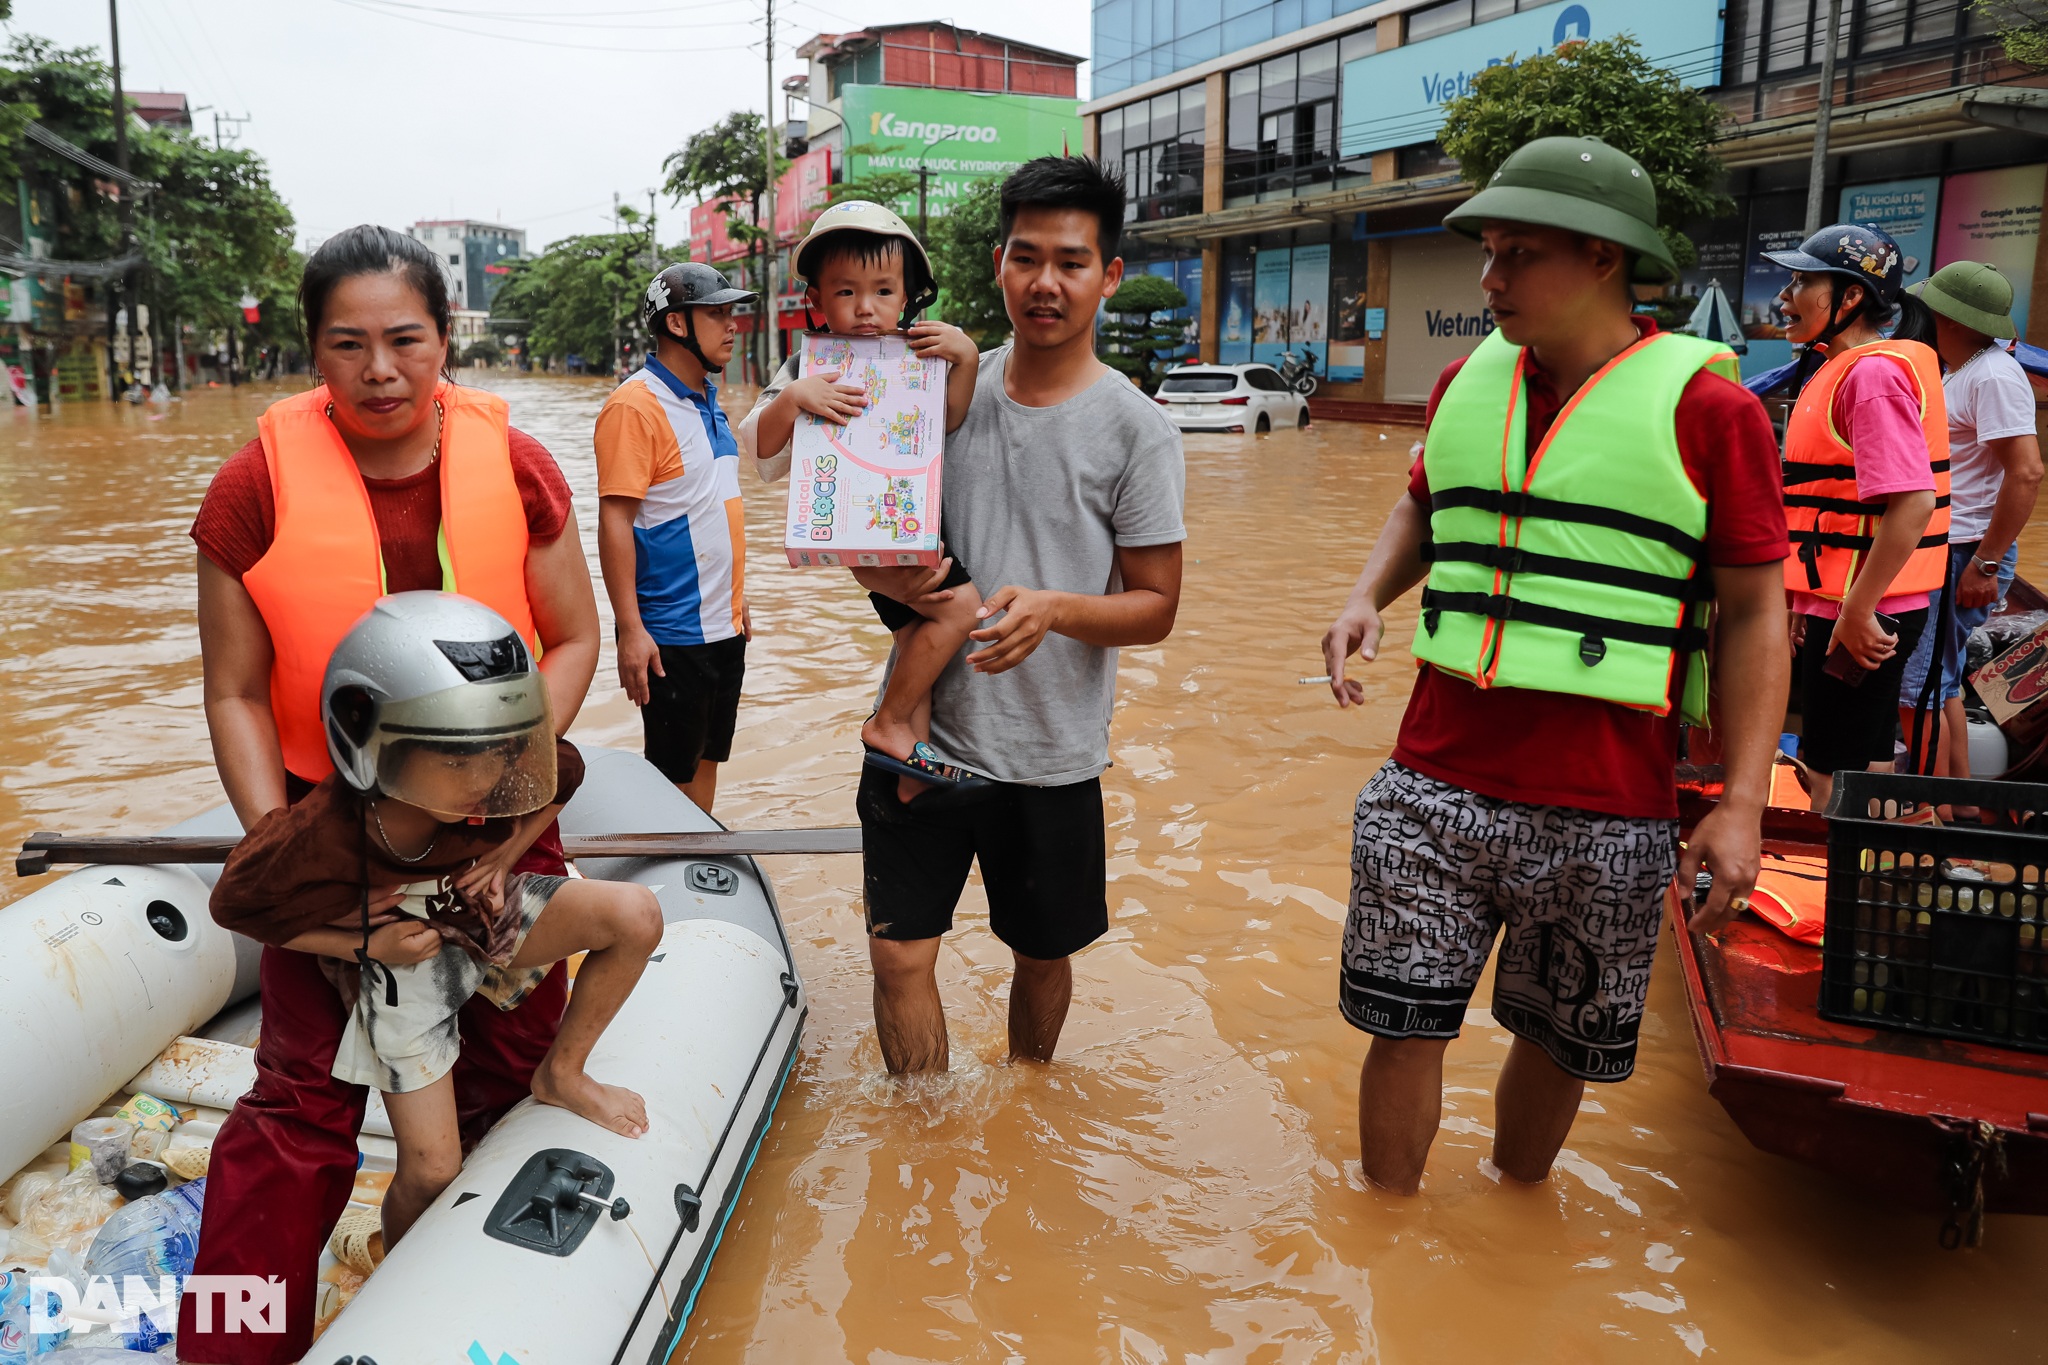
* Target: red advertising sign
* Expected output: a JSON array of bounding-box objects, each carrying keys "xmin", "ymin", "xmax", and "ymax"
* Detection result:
[
  {"xmin": 774, "ymin": 148, "xmax": 833, "ymax": 242},
  {"xmin": 688, "ymin": 196, "xmax": 752, "ymax": 264},
  {"xmin": 689, "ymin": 149, "xmax": 834, "ymax": 264}
]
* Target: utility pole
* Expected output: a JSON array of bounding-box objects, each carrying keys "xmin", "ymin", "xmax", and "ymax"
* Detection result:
[
  {"xmin": 210, "ymin": 110, "xmax": 250, "ymax": 151},
  {"xmin": 761, "ymin": 0, "xmax": 778, "ymax": 384},
  {"xmin": 1803, "ymin": 0, "xmax": 1844, "ymax": 235},
  {"xmin": 612, "ymin": 191, "xmax": 624, "ymax": 377},
  {"xmin": 109, "ymin": 0, "xmax": 140, "ymax": 394}
]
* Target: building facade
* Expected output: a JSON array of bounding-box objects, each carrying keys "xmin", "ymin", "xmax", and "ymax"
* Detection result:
[
  {"xmin": 1081, "ymin": 0, "xmax": 2048, "ymax": 409},
  {"xmin": 694, "ymin": 21, "xmax": 1086, "ymax": 383},
  {"xmin": 407, "ymin": 219, "xmax": 528, "ymax": 314}
]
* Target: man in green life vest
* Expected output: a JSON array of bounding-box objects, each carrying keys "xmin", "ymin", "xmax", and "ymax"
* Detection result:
[{"xmin": 1318, "ymin": 135, "xmax": 1792, "ymax": 1197}]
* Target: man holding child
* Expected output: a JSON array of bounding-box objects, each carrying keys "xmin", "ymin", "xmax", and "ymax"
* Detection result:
[{"xmin": 851, "ymin": 156, "xmax": 1187, "ymax": 1072}]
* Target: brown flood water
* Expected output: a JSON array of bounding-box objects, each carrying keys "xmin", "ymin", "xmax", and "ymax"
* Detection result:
[{"xmin": 4, "ymin": 377, "xmax": 2048, "ymax": 1363}]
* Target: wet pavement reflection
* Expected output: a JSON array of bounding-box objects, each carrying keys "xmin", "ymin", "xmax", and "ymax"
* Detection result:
[{"xmin": 4, "ymin": 376, "xmax": 2046, "ymax": 1363}]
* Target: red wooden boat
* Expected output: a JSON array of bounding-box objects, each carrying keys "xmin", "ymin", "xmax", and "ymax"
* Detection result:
[{"xmin": 1671, "ymin": 785, "xmax": 2048, "ymax": 1246}]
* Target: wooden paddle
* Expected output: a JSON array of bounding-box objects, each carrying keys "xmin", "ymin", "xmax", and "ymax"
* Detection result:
[{"xmin": 15, "ymin": 827, "xmax": 863, "ymax": 877}]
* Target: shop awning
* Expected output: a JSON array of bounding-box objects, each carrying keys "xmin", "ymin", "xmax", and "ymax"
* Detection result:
[
  {"xmin": 1122, "ymin": 171, "xmax": 1468, "ymax": 246},
  {"xmin": 1714, "ymin": 84, "xmax": 2048, "ymax": 170}
]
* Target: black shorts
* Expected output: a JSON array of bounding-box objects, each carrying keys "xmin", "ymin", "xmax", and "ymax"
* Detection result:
[
  {"xmin": 1796, "ymin": 608, "xmax": 1928, "ymax": 775},
  {"xmin": 641, "ymin": 636, "xmax": 746, "ymax": 784},
  {"xmin": 869, "ymin": 556, "xmax": 973, "ymax": 633},
  {"xmin": 855, "ymin": 764, "xmax": 1107, "ymax": 960}
]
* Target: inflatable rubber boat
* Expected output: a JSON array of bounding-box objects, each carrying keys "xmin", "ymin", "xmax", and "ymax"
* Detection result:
[{"xmin": 0, "ymin": 746, "xmax": 806, "ymax": 1362}]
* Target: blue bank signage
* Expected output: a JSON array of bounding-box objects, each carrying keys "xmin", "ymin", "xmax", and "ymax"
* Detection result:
[{"xmin": 1339, "ymin": 0, "xmax": 1724, "ymax": 159}]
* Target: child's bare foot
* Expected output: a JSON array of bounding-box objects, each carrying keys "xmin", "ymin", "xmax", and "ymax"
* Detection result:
[
  {"xmin": 533, "ymin": 1059, "xmax": 649, "ymax": 1137},
  {"xmin": 861, "ymin": 712, "xmax": 933, "ymax": 802}
]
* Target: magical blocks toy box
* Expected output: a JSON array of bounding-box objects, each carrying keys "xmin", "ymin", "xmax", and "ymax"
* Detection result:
[{"xmin": 784, "ymin": 332, "xmax": 947, "ymax": 568}]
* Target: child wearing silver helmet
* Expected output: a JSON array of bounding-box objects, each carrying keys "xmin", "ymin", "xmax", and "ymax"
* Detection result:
[{"xmin": 211, "ymin": 591, "xmax": 663, "ymax": 1252}]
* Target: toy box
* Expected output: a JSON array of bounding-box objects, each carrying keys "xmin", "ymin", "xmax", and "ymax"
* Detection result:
[
  {"xmin": 1972, "ymin": 615, "xmax": 2048, "ymax": 750},
  {"xmin": 783, "ymin": 332, "xmax": 947, "ymax": 568}
]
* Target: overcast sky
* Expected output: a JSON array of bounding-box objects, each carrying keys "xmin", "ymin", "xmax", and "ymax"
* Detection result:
[{"xmin": 10, "ymin": 0, "xmax": 1093, "ymax": 251}]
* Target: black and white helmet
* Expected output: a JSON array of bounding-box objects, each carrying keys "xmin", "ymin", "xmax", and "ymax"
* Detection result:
[
  {"xmin": 642, "ymin": 262, "xmax": 755, "ymax": 373},
  {"xmin": 642, "ymin": 262, "xmax": 754, "ymax": 332},
  {"xmin": 321, "ymin": 592, "xmax": 556, "ymax": 820}
]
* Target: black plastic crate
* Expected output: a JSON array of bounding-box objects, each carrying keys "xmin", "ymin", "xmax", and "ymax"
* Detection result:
[{"xmin": 1819, "ymin": 770, "xmax": 2048, "ymax": 1051}]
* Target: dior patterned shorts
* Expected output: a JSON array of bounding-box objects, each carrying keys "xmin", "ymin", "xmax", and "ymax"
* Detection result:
[{"xmin": 1339, "ymin": 763, "xmax": 1679, "ymax": 1082}]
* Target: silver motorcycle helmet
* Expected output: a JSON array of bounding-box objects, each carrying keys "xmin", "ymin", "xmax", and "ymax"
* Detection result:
[{"xmin": 321, "ymin": 591, "xmax": 557, "ymax": 821}]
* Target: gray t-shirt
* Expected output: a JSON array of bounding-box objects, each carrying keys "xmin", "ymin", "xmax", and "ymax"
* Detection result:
[{"xmin": 909, "ymin": 345, "xmax": 1186, "ymax": 786}]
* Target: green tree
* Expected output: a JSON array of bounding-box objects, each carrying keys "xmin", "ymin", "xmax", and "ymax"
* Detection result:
[
  {"xmin": 1098, "ymin": 273, "xmax": 1188, "ymax": 393},
  {"xmin": 491, "ymin": 223, "xmax": 678, "ymax": 373},
  {"xmin": 665, "ymin": 111, "xmax": 782, "ymax": 377},
  {"xmin": 1976, "ymin": 1, "xmax": 2048, "ymax": 66},
  {"xmin": 1437, "ymin": 35, "xmax": 1731, "ymax": 271},
  {"xmin": 0, "ymin": 33, "xmax": 296, "ymax": 383},
  {"xmin": 925, "ymin": 175, "xmax": 1006, "ymax": 345}
]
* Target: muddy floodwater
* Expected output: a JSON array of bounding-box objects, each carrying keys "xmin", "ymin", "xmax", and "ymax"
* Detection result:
[{"xmin": 6, "ymin": 376, "xmax": 2048, "ymax": 1363}]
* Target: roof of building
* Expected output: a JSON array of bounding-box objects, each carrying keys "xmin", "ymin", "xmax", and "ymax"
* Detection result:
[
  {"xmin": 796, "ymin": 22, "xmax": 1083, "ymax": 66},
  {"xmin": 411, "ymin": 219, "xmax": 525, "ymax": 235},
  {"xmin": 128, "ymin": 91, "xmax": 190, "ymax": 124}
]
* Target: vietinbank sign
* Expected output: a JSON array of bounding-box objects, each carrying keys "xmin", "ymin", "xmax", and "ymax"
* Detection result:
[
  {"xmin": 839, "ymin": 86, "xmax": 1080, "ymax": 213},
  {"xmin": 1338, "ymin": 0, "xmax": 1723, "ymax": 159}
]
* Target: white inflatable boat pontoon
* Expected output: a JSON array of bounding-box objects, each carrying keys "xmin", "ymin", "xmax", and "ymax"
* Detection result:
[{"xmin": 0, "ymin": 747, "xmax": 807, "ymax": 1363}]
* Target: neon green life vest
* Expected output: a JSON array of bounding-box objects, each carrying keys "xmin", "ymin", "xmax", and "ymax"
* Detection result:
[{"xmin": 1412, "ymin": 329, "xmax": 1738, "ymax": 725}]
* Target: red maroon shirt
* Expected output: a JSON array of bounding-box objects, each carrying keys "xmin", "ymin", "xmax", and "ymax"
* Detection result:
[
  {"xmin": 1393, "ymin": 320, "xmax": 1789, "ymax": 819},
  {"xmin": 189, "ymin": 428, "xmax": 572, "ymax": 588}
]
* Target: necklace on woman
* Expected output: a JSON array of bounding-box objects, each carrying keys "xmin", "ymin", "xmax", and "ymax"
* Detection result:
[
  {"xmin": 323, "ymin": 398, "xmax": 445, "ymax": 471},
  {"xmin": 370, "ymin": 798, "xmax": 438, "ymax": 864}
]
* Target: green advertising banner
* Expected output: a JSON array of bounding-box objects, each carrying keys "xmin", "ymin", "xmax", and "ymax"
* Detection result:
[{"xmin": 838, "ymin": 86, "xmax": 1080, "ymax": 214}]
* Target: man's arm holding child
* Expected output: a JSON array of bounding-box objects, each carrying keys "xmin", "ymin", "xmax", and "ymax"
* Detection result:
[{"xmin": 967, "ymin": 543, "xmax": 1183, "ymax": 674}]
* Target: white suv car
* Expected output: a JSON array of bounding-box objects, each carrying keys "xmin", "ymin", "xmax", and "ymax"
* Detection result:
[{"xmin": 1153, "ymin": 364, "xmax": 1311, "ymax": 434}]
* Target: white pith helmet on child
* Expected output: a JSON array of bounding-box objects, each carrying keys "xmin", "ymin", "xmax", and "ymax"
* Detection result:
[
  {"xmin": 321, "ymin": 591, "xmax": 557, "ymax": 821},
  {"xmin": 793, "ymin": 200, "xmax": 938, "ymax": 319}
]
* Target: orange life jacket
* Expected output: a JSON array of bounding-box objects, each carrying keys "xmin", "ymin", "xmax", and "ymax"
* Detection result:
[
  {"xmin": 1781, "ymin": 339, "xmax": 1950, "ymax": 601},
  {"xmin": 243, "ymin": 383, "xmax": 536, "ymax": 783},
  {"xmin": 1749, "ymin": 852, "xmax": 1828, "ymax": 946}
]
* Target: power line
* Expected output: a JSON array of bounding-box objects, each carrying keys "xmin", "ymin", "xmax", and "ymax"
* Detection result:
[
  {"xmin": 328, "ymin": 0, "xmax": 757, "ymax": 50},
  {"xmin": 171, "ymin": 0, "xmax": 254, "ymax": 116},
  {"xmin": 341, "ymin": 0, "xmax": 763, "ymax": 28},
  {"xmin": 344, "ymin": 0, "xmax": 756, "ymax": 16}
]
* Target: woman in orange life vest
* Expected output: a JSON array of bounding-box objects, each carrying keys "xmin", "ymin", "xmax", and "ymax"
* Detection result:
[
  {"xmin": 1767, "ymin": 222, "xmax": 1947, "ymax": 813},
  {"xmin": 178, "ymin": 225, "xmax": 600, "ymax": 1365}
]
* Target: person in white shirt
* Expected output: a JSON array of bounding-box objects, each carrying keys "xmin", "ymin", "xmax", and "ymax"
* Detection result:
[{"xmin": 1898, "ymin": 261, "xmax": 2044, "ymax": 778}]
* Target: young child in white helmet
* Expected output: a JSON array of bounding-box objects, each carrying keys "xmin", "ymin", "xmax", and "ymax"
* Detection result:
[
  {"xmin": 211, "ymin": 592, "xmax": 663, "ymax": 1252},
  {"xmin": 739, "ymin": 201, "xmax": 985, "ymax": 799}
]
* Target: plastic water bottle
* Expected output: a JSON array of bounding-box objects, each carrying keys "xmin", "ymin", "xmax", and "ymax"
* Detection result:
[
  {"xmin": 0, "ymin": 1270, "xmax": 30, "ymax": 1364},
  {"xmin": 78, "ymin": 1179, "xmax": 206, "ymax": 1351},
  {"xmin": 0, "ymin": 1269, "xmax": 65, "ymax": 1362}
]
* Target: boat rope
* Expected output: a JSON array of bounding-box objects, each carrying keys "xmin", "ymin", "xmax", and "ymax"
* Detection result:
[
  {"xmin": 624, "ymin": 1213, "xmax": 671, "ymax": 1321},
  {"xmin": 1935, "ymin": 1116, "xmax": 2007, "ymax": 1250}
]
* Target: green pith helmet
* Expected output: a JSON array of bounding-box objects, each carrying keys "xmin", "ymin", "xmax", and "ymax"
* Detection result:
[
  {"xmin": 1443, "ymin": 135, "xmax": 1676, "ymax": 284},
  {"xmin": 1912, "ymin": 261, "xmax": 2017, "ymax": 340}
]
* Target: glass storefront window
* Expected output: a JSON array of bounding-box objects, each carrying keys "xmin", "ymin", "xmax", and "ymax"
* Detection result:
[
  {"xmin": 1223, "ymin": 38, "xmax": 1347, "ymax": 203},
  {"xmin": 1406, "ymin": 0, "xmax": 1472, "ymax": 42},
  {"xmin": 1861, "ymin": 0, "xmax": 1907, "ymax": 52},
  {"xmin": 1106, "ymin": 84, "xmax": 1207, "ymax": 223}
]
